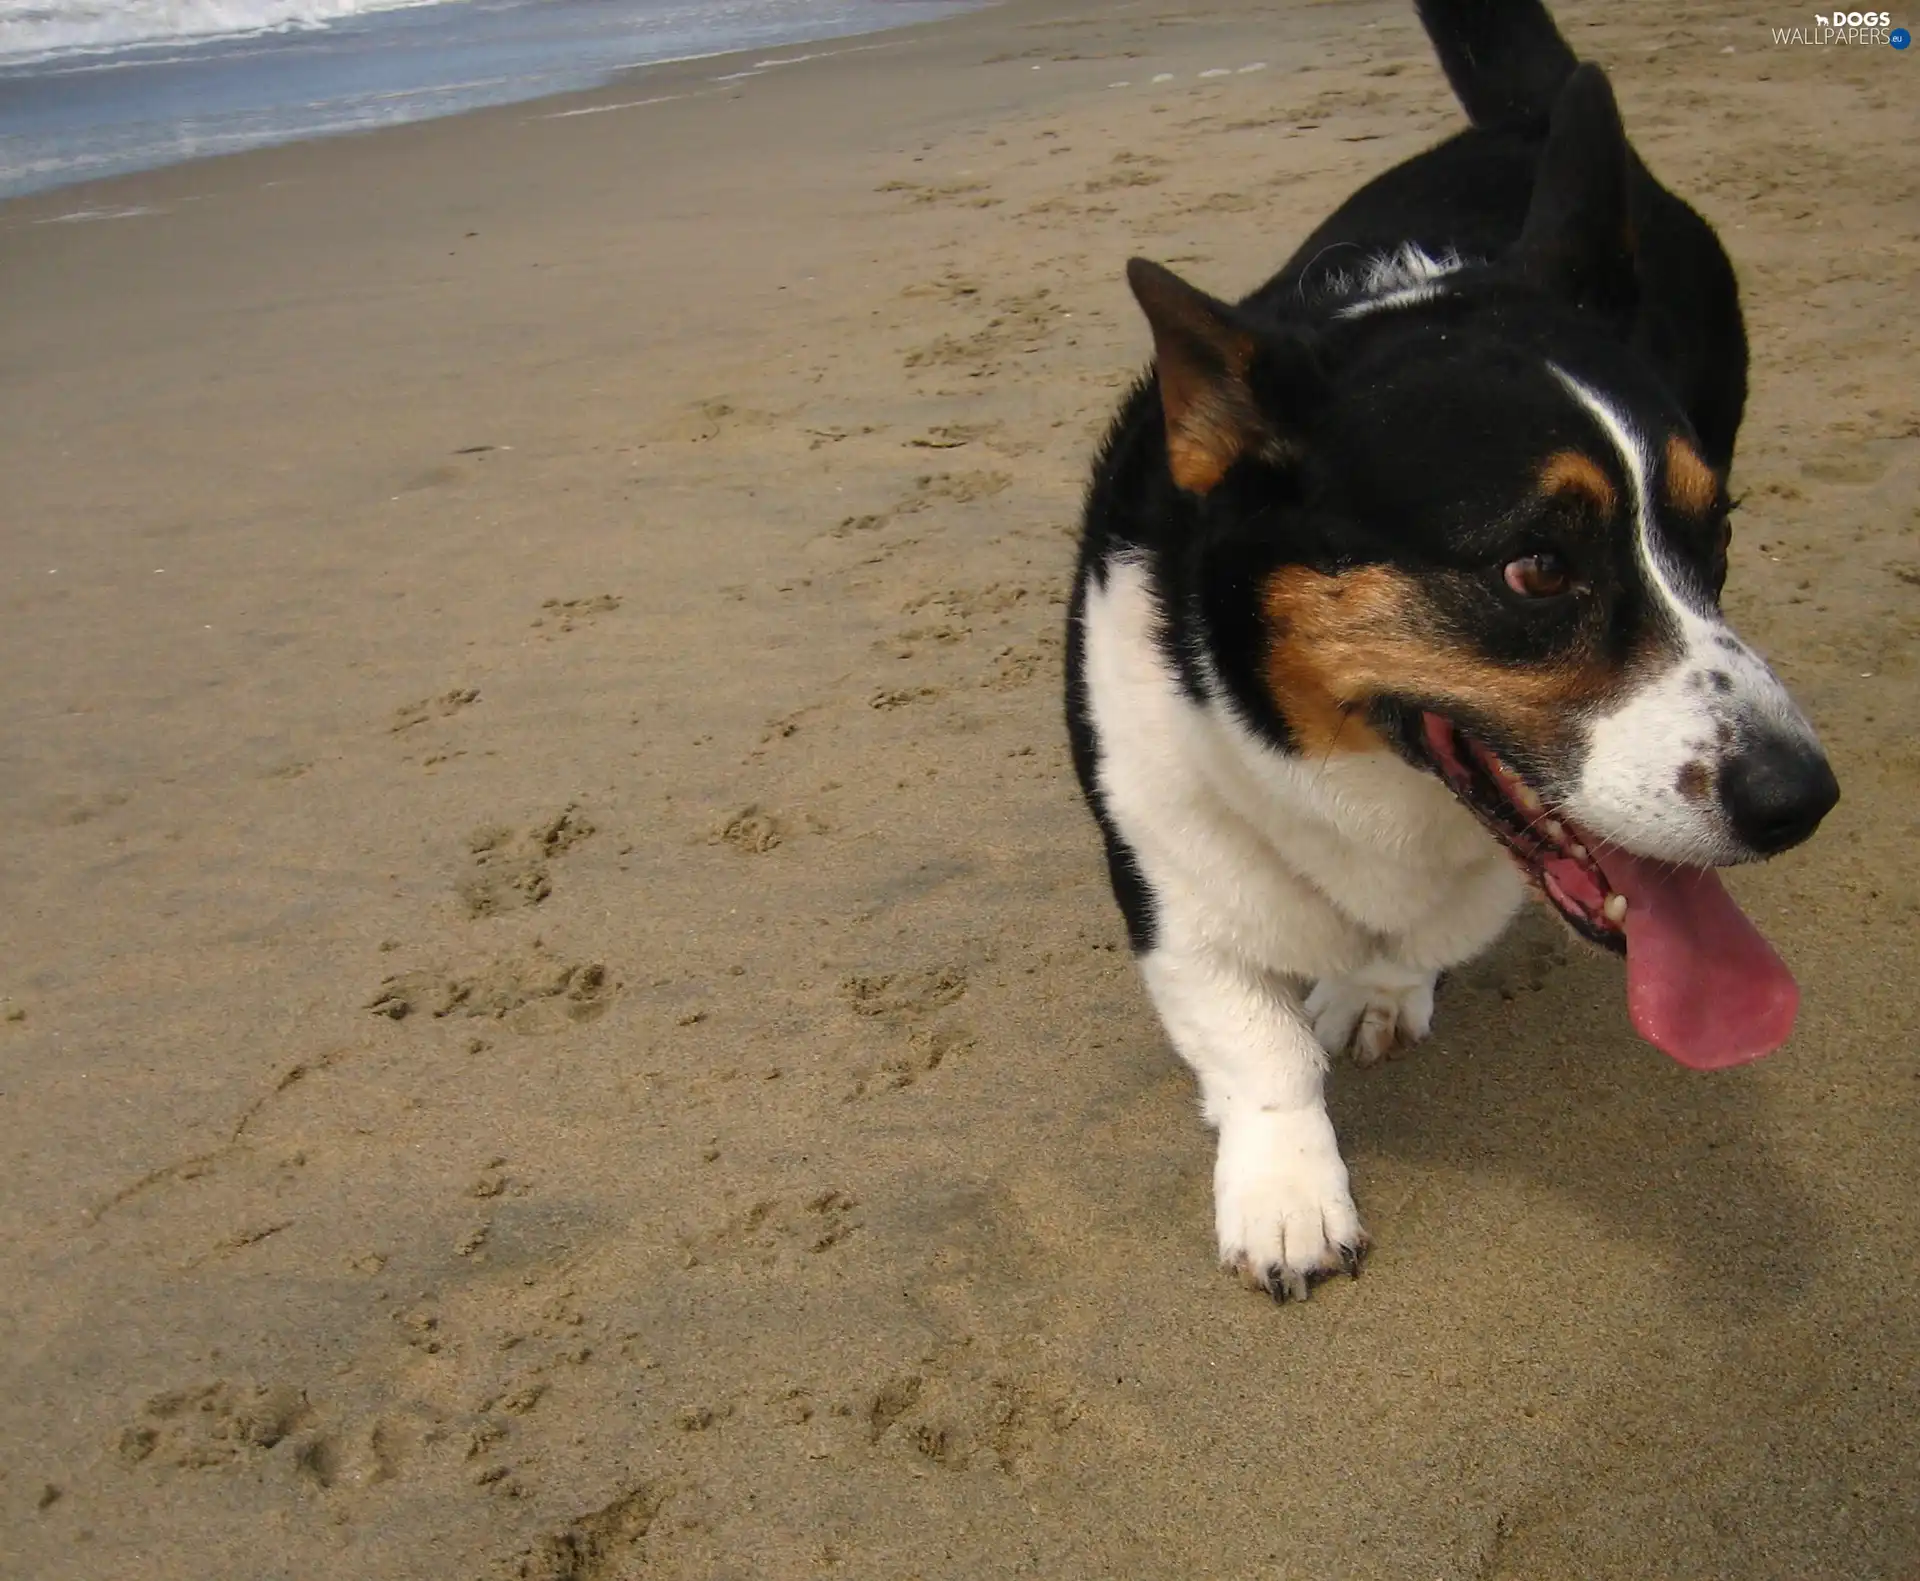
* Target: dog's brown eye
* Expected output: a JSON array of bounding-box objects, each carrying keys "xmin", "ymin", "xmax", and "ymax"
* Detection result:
[{"xmin": 1503, "ymin": 553, "xmax": 1574, "ymax": 598}]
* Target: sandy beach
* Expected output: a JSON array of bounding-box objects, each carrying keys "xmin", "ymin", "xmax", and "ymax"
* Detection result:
[{"xmin": 2, "ymin": 0, "xmax": 1916, "ymax": 1575}]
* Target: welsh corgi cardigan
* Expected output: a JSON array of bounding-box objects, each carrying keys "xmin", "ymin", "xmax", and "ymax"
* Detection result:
[{"xmin": 1065, "ymin": 0, "xmax": 1839, "ymax": 1300}]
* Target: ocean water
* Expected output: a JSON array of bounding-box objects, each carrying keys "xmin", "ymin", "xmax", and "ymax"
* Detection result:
[{"xmin": 0, "ymin": 0, "xmax": 982, "ymax": 200}]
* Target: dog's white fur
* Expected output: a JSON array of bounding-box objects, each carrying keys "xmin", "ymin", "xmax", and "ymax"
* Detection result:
[
  {"xmin": 1330, "ymin": 243, "xmax": 1469, "ymax": 319},
  {"xmin": 1551, "ymin": 369, "xmax": 1824, "ymax": 867},
  {"xmin": 1080, "ymin": 552, "xmax": 1522, "ymax": 1294},
  {"xmin": 1076, "ymin": 371, "xmax": 1824, "ymax": 1297}
]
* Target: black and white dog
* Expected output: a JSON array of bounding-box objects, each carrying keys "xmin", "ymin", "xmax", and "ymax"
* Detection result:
[{"xmin": 1065, "ymin": 0, "xmax": 1839, "ymax": 1299}]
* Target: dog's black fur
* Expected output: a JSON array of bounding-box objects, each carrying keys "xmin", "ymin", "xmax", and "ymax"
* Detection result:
[
  {"xmin": 1061, "ymin": 0, "xmax": 1842, "ymax": 1297},
  {"xmin": 1066, "ymin": 0, "xmax": 1784, "ymax": 958}
]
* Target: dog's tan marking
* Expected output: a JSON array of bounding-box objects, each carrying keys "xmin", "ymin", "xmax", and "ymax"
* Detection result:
[
  {"xmin": 1128, "ymin": 258, "xmax": 1271, "ymax": 494},
  {"xmin": 1675, "ymin": 759, "xmax": 1713, "ymax": 804},
  {"xmin": 1164, "ymin": 379, "xmax": 1261, "ymax": 495},
  {"xmin": 1663, "ymin": 434, "xmax": 1720, "ymax": 517},
  {"xmin": 1263, "ymin": 569, "xmax": 1398, "ymax": 754},
  {"xmin": 1263, "ymin": 565, "xmax": 1628, "ymax": 757},
  {"xmin": 1538, "ymin": 450, "xmax": 1616, "ymax": 514}
]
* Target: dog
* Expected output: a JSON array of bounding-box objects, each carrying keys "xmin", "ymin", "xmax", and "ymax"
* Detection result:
[{"xmin": 1064, "ymin": 0, "xmax": 1840, "ymax": 1300}]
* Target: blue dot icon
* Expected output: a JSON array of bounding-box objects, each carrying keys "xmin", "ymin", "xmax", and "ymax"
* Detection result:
[{"xmin": 1894, "ymin": 26, "xmax": 1912, "ymax": 47}]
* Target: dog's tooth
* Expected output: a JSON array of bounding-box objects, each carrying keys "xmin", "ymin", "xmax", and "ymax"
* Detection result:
[
  {"xmin": 1544, "ymin": 819, "xmax": 1565, "ymax": 844},
  {"xmin": 1571, "ymin": 843, "xmax": 1589, "ymax": 863},
  {"xmin": 1603, "ymin": 893, "xmax": 1628, "ymax": 925},
  {"xmin": 1515, "ymin": 783, "xmax": 1543, "ymax": 815}
]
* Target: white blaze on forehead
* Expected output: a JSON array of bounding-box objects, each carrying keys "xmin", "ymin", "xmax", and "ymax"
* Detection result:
[
  {"xmin": 1548, "ymin": 364, "xmax": 1713, "ymax": 627},
  {"xmin": 1548, "ymin": 363, "xmax": 1797, "ymax": 714},
  {"xmin": 1547, "ymin": 364, "xmax": 1823, "ymax": 865}
]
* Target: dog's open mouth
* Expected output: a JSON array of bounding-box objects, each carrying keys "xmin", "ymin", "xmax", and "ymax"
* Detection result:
[
  {"xmin": 1418, "ymin": 713, "xmax": 1625, "ymax": 950},
  {"xmin": 1416, "ymin": 712, "xmax": 1800, "ymax": 1070}
]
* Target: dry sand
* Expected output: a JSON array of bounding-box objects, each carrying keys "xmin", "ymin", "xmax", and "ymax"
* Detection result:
[{"xmin": 2, "ymin": 1, "xmax": 1916, "ymax": 1575}]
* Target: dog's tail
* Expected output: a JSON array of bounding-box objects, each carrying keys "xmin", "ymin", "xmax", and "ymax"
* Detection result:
[{"xmin": 1414, "ymin": 0, "xmax": 1581, "ymax": 132}]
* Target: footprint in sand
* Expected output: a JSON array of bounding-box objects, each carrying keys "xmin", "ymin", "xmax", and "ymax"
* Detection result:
[
  {"xmin": 710, "ymin": 804, "xmax": 784, "ymax": 853},
  {"xmin": 1085, "ymin": 152, "xmax": 1165, "ymax": 192},
  {"xmin": 903, "ymin": 287, "xmax": 1062, "ymax": 378},
  {"xmin": 861, "ymin": 1357, "xmax": 1082, "ymax": 1475},
  {"xmin": 840, "ymin": 966, "xmax": 968, "ymax": 1019},
  {"xmin": 388, "ymin": 686, "xmax": 480, "ymax": 734},
  {"xmin": 874, "ymin": 178, "xmax": 998, "ymax": 208},
  {"xmin": 847, "ymin": 1024, "xmax": 975, "ymax": 1100},
  {"xmin": 367, "ymin": 943, "xmax": 616, "ymax": 1033},
  {"xmin": 983, "ymin": 635, "xmax": 1061, "ymax": 690},
  {"xmin": 530, "ymin": 594, "xmax": 621, "ymax": 635},
  {"xmin": 870, "ymin": 686, "xmax": 943, "ymax": 710},
  {"xmin": 116, "ymin": 1380, "xmax": 314, "ymax": 1471},
  {"xmin": 904, "ymin": 581, "xmax": 1034, "ymax": 620},
  {"xmin": 515, "ymin": 1483, "xmax": 669, "ymax": 1581},
  {"xmin": 897, "ymin": 471, "xmax": 1014, "ymax": 510},
  {"xmin": 683, "ymin": 1189, "xmax": 864, "ymax": 1267},
  {"xmin": 458, "ymin": 804, "xmax": 595, "ymax": 918}
]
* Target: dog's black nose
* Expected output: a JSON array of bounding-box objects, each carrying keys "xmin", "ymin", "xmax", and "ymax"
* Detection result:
[{"xmin": 1720, "ymin": 735, "xmax": 1839, "ymax": 855}]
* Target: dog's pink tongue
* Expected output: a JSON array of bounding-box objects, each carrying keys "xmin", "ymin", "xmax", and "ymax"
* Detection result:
[{"xmin": 1600, "ymin": 849, "xmax": 1798, "ymax": 1069}]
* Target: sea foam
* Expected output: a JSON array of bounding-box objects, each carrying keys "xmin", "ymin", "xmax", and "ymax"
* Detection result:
[
  {"xmin": 0, "ymin": 0, "xmax": 981, "ymax": 199},
  {"xmin": 0, "ymin": 0, "xmax": 442, "ymax": 62}
]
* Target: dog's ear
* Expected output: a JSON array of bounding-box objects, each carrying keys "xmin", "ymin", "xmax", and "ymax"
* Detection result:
[
  {"xmin": 1127, "ymin": 258, "xmax": 1304, "ymax": 495},
  {"xmin": 1511, "ymin": 64, "xmax": 1638, "ymax": 319}
]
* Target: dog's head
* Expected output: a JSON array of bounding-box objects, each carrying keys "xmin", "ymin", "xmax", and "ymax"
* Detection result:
[{"xmin": 1125, "ymin": 67, "xmax": 1836, "ymax": 1069}]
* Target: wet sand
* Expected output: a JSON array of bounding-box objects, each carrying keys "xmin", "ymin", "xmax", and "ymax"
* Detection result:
[{"xmin": 2, "ymin": 1, "xmax": 1917, "ymax": 1575}]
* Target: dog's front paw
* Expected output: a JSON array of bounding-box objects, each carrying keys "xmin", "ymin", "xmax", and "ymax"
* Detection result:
[
  {"xmin": 1214, "ymin": 1105, "xmax": 1367, "ymax": 1302},
  {"xmin": 1306, "ymin": 966, "xmax": 1436, "ymax": 1066}
]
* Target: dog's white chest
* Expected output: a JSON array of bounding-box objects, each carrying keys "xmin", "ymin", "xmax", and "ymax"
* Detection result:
[{"xmin": 1080, "ymin": 554, "xmax": 1517, "ymax": 976}]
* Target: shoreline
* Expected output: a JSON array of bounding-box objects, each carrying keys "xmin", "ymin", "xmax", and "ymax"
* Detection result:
[{"xmin": 0, "ymin": 0, "xmax": 1002, "ymax": 212}]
